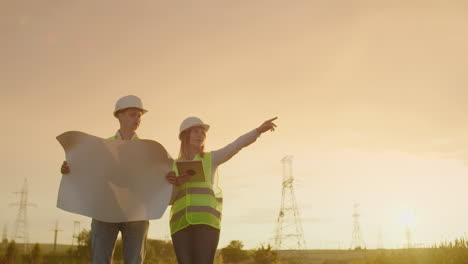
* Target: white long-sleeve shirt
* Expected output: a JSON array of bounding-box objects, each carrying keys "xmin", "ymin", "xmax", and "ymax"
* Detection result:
[{"xmin": 209, "ymin": 129, "xmax": 261, "ymax": 184}]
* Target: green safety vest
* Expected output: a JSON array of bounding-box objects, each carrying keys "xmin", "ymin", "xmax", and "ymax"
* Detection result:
[{"xmin": 169, "ymin": 152, "xmax": 223, "ymax": 235}]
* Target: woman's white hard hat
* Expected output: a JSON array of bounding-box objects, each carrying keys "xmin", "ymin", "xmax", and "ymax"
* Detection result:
[
  {"xmin": 179, "ymin": 117, "xmax": 210, "ymax": 139},
  {"xmin": 113, "ymin": 95, "xmax": 148, "ymax": 117}
]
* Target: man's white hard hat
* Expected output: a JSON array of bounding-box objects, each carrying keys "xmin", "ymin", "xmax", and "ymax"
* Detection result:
[
  {"xmin": 113, "ymin": 95, "xmax": 148, "ymax": 117},
  {"xmin": 179, "ymin": 117, "xmax": 210, "ymax": 139}
]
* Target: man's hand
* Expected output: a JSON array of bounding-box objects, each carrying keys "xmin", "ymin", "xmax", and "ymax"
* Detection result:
[
  {"xmin": 61, "ymin": 161, "xmax": 70, "ymax": 174},
  {"xmin": 166, "ymin": 171, "xmax": 177, "ymax": 185}
]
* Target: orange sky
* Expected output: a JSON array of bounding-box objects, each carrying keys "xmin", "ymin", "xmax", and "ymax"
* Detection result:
[{"xmin": 2, "ymin": 0, "xmax": 468, "ymax": 249}]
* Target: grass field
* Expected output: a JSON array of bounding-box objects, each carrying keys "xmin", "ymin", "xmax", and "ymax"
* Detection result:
[{"xmin": 1, "ymin": 241, "xmax": 467, "ymax": 263}]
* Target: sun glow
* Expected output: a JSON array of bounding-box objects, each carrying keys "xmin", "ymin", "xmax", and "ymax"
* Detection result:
[{"xmin": 398, "ymin": 210, "xmax": 416, "ymax": 228}]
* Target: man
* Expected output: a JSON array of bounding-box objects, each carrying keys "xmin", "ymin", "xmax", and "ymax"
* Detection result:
[{"xmin": 61, "ymin": 95, "xmax": 150, "ymax": 264}]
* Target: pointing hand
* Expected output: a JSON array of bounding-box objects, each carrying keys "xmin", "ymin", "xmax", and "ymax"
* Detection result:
[{"xmin": 256, "ymin": 117, "xmax": 278, "ymax": 134}]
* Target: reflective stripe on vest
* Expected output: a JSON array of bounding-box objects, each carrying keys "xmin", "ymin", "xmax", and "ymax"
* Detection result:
[
  {"xmin": 169, "ymin": 152, "xmax": 223, "ymax": 235},
  {"xmin": 172, "ymin": 187, "xmax": 224, "ymax": 204},
  {"xmin": 171, "ymin": 206, "xmax": 221, "ymax": 223}
]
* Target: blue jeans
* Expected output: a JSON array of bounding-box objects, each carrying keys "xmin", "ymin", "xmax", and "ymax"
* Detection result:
[
  {"xmin": 171, "ymin": 224, "xmax": 220, "ymax": 264},
  {"xmin": 91, "ymin": 219, "xmax": 149, "ymax": 264}
]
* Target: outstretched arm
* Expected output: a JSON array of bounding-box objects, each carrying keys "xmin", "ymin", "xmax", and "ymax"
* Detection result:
[{"xmin": 212, "ymin": 117, "xmax": 278, "ymax": 167}]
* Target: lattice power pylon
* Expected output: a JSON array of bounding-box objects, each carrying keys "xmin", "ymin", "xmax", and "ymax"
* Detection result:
[
  {"xmin": 274, "ymin": 156, "xmax": 307, "ymax": 250},
  {"xmin": 10, "ymin": 179, "xmax": 35, "ymax": 251},
  {"xmin": 405, "ymin": 226, "xmax": 413, "ymax": 248},
  {"xmin": 1, "ymin": 224, "xmax": 8, "ymax": 247},
  {"xmin": 377, "ymin": 227, "xmax": 384, "ymax": 249},
  {"xmin": 50, "ymin": 221, "xmax": 62, "ymax": 253},
  {"xmin": 71, "ymin": 220, "xmax": 81, "ymax": 249},
  {"xmin": 350, "ymin": 202, "xmax": 366, "ymax": 249}
]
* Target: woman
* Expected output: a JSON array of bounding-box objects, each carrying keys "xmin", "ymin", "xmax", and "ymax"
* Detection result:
[{"xmin": 166, "ymin": 116, "xmax": 278, "ymax": 264}]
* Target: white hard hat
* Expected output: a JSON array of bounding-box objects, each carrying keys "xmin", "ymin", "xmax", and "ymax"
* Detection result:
[
  {"xmin": 179, "ymin": 117, "xmax": 210, "ymax": 139},
  {"xmin": 113, "ymin": 95, "xmax": 148, "ymax": 117}
]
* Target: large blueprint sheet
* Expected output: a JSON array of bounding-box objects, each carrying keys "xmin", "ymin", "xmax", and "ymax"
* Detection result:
[{"xmin": 56, "ymin": 131, "xmax": 173, "ymax": 222}]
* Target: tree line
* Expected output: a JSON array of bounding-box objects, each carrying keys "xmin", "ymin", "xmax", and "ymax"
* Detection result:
[{"xmin": 0, "ymin": 230, "xmax": 277, "ymax": 264}]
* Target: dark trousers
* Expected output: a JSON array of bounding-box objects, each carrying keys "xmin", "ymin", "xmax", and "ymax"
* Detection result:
[
  {"xmin": 91, "ymin": 219, "xmax": 149, "ymax": 264},
  {"xmin": 171, "ymin": 224, "xmax": 220, "ymax": 264}
]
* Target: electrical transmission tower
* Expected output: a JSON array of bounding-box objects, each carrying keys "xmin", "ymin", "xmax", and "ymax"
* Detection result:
[
  {"xmin": 50, "ymin": 221, "xmax": 62, "ymax": 253},
  {"xmin": 1, "ymin": 224, "xmax": 7, "ymax": 248},
  {"xmin": 350, "ymin": 202, "xmax": 366, "ymax": 249},
  {"xmin": 10, "ymin": 179, "xmax": 35, "ymax": 252},
  {"xmin": 405, "ymin": 226, "xmax": 413, "ymax": 248},
  {"xmin": 71, "ymin": 221, "xmax": 81, "ymax": 249},
  {"xmin": 377, "ymin": 226, "xmax": 384, "ymax": 249},
  {"xmin": 274, "ymin": 156, "xmax": 307, "ymax": 250}
]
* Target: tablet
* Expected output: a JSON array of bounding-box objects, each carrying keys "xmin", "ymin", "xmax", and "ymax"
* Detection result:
[{"xmin": 176, "ymin": 160, "xmax": 205, "ymax": 182}]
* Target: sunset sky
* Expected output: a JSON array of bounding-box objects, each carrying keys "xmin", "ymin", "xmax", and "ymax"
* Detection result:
[{"xmin": 2, "ymin": 0, "xmax": 468, "ymax": 249}]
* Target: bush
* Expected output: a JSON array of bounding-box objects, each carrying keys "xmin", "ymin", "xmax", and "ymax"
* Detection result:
[
  {"xmin": 252, "ymin": 244, "xmax": 278, "ymax": 264},
  {"xmin": 221, "ymin": 240, "xmax": 249, "ymax": 264}
]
